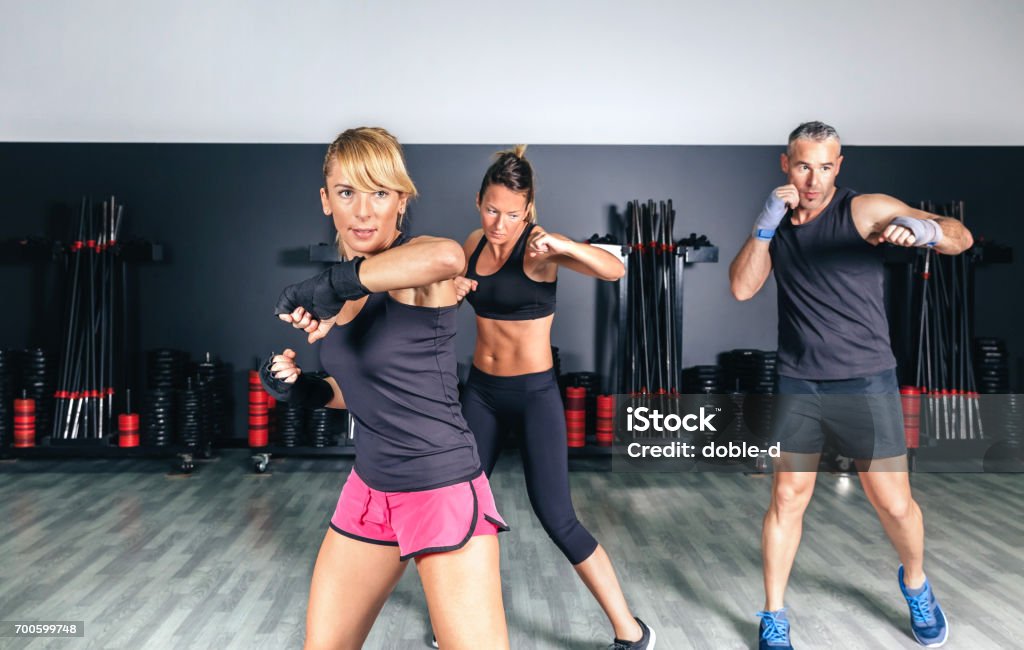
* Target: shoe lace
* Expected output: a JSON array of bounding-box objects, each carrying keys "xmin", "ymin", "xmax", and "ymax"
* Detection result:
[
  {"xmin": 757, "ymin": 610, "xmax": 790, "ymax": 643},
  {"xmin": 906, "ymin": 590, "xmax": 934, "ymax": 625}
]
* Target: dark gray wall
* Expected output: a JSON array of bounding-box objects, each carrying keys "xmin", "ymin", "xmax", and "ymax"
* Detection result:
[{"xmin": 1, "ymin": 144, "xmax": 1020, "ymax": 438}]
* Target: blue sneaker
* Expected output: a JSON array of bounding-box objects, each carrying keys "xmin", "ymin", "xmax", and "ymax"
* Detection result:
[
  {"xmin": 756, "ymin": 609, "xmax": 793, "ymax": 649},
  {"xmin": 899, "ymin": 565, "xmax": 949, "ymax": 647}
]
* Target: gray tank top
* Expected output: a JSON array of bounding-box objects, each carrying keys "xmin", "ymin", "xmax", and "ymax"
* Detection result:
[
  {"xmin": 769, "ymin": 187, "xmax": 897, "ymax": 380},
  {"xmin": 319, "ymin": 292, "xmax": 481, "ymax": 491}
]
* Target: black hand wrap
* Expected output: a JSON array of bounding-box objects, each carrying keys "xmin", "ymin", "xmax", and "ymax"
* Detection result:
[
  {"xmin": 312, "ymin": 256, "xmax": 370, "ymax": 319},
  {"xmin": 273, "ymin": 256, "xmax": 369, "ymax": 320},
  {"xmin": 259, "ymin": 355, "xmax": 334, "ymax": 408}
]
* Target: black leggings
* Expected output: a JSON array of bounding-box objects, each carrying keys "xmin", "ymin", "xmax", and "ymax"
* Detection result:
[{"xmin": 461, "ymin": 366, "xmax": 598, "ymax": 565}]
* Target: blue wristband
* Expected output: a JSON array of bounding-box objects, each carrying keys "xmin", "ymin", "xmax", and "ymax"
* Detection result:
[{"xmin": 755, "ymin": 228, "xmax": 775, "ymax": 241}]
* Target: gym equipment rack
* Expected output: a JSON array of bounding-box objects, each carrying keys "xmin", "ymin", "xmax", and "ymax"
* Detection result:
[{"xmin": 0, "ymin": 198, "xmax": 205, "ymax": 474}]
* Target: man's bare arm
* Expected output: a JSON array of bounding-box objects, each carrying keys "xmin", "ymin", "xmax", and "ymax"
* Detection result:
[{"xmin": 854, "ymin": 194, "xmax": 973, "ymax": 255}]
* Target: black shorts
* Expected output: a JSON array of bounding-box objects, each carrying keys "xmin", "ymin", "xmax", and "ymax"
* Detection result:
[{"xmin": 771, "ymin": 368, "xmax": 907, "ymax": 460}]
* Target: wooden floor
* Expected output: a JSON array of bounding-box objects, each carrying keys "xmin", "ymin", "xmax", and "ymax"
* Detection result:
[{"xmin": 1, "ymin": 450, "xmax": 1022, "ymax": 649}]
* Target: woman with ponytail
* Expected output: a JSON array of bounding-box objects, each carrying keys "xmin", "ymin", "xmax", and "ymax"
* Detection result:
[{"xmin": 452, "ymin": 146, "xmax": 655, "ymax": 649}]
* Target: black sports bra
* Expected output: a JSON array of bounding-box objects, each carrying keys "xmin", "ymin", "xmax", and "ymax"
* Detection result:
[{"xmin": 465, "ymin": 223, "xmax": 557, "ymax": 320}]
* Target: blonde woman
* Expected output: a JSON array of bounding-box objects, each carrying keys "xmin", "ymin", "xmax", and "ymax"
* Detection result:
[{"xmin": 264, "ymin": 127, "xmax": 510, "ymax": 650}]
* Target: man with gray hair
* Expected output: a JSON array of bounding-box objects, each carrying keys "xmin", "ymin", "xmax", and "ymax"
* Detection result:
[{"xmin": 730, "ymin": 121, "xmax": 972, "ymax": 649}]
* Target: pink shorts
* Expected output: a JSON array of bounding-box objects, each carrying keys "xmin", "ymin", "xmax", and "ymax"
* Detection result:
[{"xmin": 329, "ymin": 469, "xmax": 509, "ymax": 561}]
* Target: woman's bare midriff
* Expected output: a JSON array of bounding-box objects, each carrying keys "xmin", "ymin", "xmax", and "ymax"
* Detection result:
[{"xmin": 473, "ymin": 315, "xmax": 555, "ymax": 376}]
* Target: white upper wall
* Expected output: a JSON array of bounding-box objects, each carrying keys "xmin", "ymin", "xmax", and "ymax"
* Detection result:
[{"xmin": 3, "ymin": 0, "xmax": 1022, "ymax": 144}]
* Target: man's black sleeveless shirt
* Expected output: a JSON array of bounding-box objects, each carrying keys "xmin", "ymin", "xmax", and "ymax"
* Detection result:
[{"xmin": 769, "ymin": 187, "xmax": 896, "ymax": 380}]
